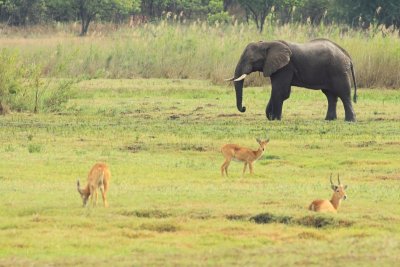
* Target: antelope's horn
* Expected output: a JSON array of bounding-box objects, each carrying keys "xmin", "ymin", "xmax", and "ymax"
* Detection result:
[
  {"xmin": 337, "ymin": 174, "xmax": 341, "ymax": 185},
  {"xmin": 330, "ymin": 174, "xmax": 334, "ymax": 185},
  {"xmin": 224, "ymin": 77, "xmax": 235, "ymax": 81},
  {"xmin": 234, "ymin": 74, "xmax": 247, "ymax": 82}
]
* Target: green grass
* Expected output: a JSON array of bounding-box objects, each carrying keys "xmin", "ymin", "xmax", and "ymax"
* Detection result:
[{"xmin": 0, "ymin": 79, "xmax": 399, "ymax": 266}]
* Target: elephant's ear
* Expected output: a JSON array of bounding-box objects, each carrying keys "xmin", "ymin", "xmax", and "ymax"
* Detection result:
[{"xmin": 263, "ymin": 42, "xmax": 292, "ymax": 77}]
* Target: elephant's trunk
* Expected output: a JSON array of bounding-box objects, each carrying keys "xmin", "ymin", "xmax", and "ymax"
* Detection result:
[
  {"xmin": 233, "ymin": 62, "xmax": 247, "ymax": 113},
  {"xmin": 234, "ymin": 80, "xmax": 246, "ymax": 113}
]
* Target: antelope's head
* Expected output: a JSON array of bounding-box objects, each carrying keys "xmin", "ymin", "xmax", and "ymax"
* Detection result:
[
  {"xmin": 330, "ymin": 174, "xmax": 348, "ymax": 200},
  {"xmin": 256, "ymin": 138, "xmax": 270, "ymax": 152},
  {"xmin": 77, "ymin": 179, "xmax": 89, "ymax": 206}
]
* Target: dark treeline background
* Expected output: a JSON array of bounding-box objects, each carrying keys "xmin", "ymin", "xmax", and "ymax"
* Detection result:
[{"xmin": 0, "ymin": 0, "xmax": 399, "ymax": 35}]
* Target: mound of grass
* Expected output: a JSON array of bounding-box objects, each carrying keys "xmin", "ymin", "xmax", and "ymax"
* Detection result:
[
  {"xmin": 250, "ymin": 213, "xmax": 293, "ymax": 225},
  {"xmin": 250, "ymin": 212, "xmax": 353, "ymax": 229}
]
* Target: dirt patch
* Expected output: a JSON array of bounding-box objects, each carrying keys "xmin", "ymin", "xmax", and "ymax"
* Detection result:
[
  {"xmin": 124, "ymin": 143, "xmax": 147, "ymax": 153},
  {"xmin": 189, "ymin": 211, "xmax": 215, "ymax": 220},
  {"xmin": 217, "ymin": 113, "xmax": 241, "ymax": 117},
  {"xmin": 260, "ymin": 201, "xmax": 280, "ymax": 205},
  {"xmin": 263, "ymin": 155, "xmax": 280, "ymax": 160},
  {"xmin": 304, "ymin": 144, "xmax": 321, "ymax": 149},
  {"xmin": 345, "ymin": 141, "xmax": 377, "ymax": 147},
  {"xmin": 121, "ymin": 230, "xmax": 154, "ymax": 239},
  {"xmin": 377, "ymin": 174, "xmax": 400, "ymax": 180},
  {"xmin": 384, "ymin": 141, "xmax": 400, "ymax": 146},
  {"xmin": 298, "ymin": 231, "xmax": 326, "ymax": 240},
  {"xmin": 180, "ymin": 144, "xmax": 210, "ymax": 152},
  {"xmin": 120, "ymin": 209, "xmax": 170, "ymax": 218},
  {"xmin": 225, "ymin": 214, "xmax": 250, "ymax": 221},
  {"xmin": 340, "ymin": 159, "xmax": 391, "ymax": 166},
  {"xmin": 169, "ymin": 114, "xmax": 181, "ymax": 120},
  {"xmin": 140, "ymin": 222, "xmax": 179, "ymax": 233}
]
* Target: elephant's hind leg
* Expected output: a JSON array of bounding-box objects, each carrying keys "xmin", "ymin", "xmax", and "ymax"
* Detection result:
[
  {"xmin": 341, "ymin": 97, "xmax": 356, "ymax": 122},
  {"xmin": 332, "ymin": 77, "xmax": 356, "ymax": 122},
  {"xmin": 322, "ymin": 90, "xmax": 338, "ymax": 120}
]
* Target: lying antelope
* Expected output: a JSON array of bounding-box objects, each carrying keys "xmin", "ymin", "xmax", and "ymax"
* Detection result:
[
  {"xmin": 77, "ymin": 163, "xmax": 111, "ymax": 207},
  {"xmin": 221, "ymin": 138, "xmax": 269, "ymax": 177},
  {"xmin": 309, "ymin": 174, "xmax": 347, "ymax": 213}
]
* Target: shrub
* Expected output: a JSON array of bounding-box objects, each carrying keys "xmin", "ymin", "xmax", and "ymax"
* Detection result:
[{"xmin": 0, "ymin": 49, "xmax": 75, "ymax": 114}]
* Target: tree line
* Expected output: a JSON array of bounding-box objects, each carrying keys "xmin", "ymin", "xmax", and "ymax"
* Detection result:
[{"xmin": 0, "ymin": 0, "xmax": 399, "ymax": 35}]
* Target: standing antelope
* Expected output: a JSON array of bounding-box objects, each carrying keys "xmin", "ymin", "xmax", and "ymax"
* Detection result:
[
  {"xmin": 309, "ymin": 174, "xmax": 348, "ymax": 213},
  {"xmin": 221, "ymin": 138, "xmax": 269, "ymax": 177},
  {"xmin": 77, "ymin": 163, "xmax": 111, "ymax": 207}
]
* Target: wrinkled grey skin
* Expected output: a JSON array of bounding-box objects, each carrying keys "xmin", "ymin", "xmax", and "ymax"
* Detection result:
[{"xmin": 231, "ymin": 39, "xmax": 357, "ymax": 121}]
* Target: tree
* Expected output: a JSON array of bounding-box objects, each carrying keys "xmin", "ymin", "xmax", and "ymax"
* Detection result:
[
  {"xmin": 0, "ymin": 0, "xmax": 47, "ymax": 25},
  {"xmin": 332, "ymin": 0, "xmax": 400, "ymax": 29},
  {"xmin": 237, "ymin": 0, "xmax": 274, "ymax": 33},
  {"xmin": 75, "ymin": 0, "xmax": 140, "ymax": 36}
]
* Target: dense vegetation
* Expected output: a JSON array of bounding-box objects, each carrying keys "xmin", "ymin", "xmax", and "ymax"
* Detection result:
[{"xmin": 1, "ymin": 0, "xmax": 399, "ymax": 35}]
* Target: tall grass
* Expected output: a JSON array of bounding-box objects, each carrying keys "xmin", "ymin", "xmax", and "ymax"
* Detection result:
[{"xmin": 0, "ymin": 21, "xmax": 399, "ymax": 88}]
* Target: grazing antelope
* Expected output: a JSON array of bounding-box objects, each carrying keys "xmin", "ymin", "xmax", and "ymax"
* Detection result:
[
  {"xmin": 309, "ymin": 174, "xmax": 348, "ymax": 213},
  {"xmin": 221, "ymin": 138, "xmax": 269, "ymax": 177},
  {"xmin": 77, "ymin": 163, "xmax": 111, "ymax": 207}
]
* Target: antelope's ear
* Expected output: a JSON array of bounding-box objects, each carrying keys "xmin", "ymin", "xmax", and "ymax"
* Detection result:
[
  {"xmin": 256, "ymin": 138, "xmax": 261, "ymax": 144},
  {"xmin": 331, "ymin": 185, "xmax": 338, "ymax": 191},
  {"xmin": 344, "ymin": 185, "xmax": 348, "ymax": 189}
]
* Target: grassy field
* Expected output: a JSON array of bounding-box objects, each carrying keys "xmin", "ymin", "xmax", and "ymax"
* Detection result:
[{"xmin": 0, "ymin": 78, "xmax": 399, "ymax": 266}]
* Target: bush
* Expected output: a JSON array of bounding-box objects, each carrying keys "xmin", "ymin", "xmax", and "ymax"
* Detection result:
[
  {"xmin": 0, "ymin": 49, "xmax": 75, "ymax": 114},
  {"xmin": 208, "ymin": 11, "xmax": 232, "ymax": 25}
]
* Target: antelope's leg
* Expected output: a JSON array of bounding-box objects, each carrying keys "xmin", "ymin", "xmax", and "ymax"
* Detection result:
[
  {"xmin": 249, "ymin": 163, "xmax": 254, "ymax": 175},
  {"xmin": 100, "ymin": 185, "xmax": 108, "ymax": 208}
]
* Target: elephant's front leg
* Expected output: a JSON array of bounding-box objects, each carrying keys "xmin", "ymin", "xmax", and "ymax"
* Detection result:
[
  {"xmin": 267, "ymin": 68, "xmax": 293, "ymax": 120},
  {"xmin": 266, "ymin": 100, "xmax": 273, "ymax": 120},
  {"xmin": 266, "ymin": 97, "xmax": 283, "ymax": 120},
  {"xmin": 322, "ymin": 90, "xmax": 338, "ymax": 120}
]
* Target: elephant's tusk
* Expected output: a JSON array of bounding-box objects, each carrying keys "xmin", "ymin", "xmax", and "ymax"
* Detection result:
[
  {"xmin": 224, "ymin": 77, "xmax": 235, "ymax": 81},
  {"xmin": 234, "ymin": 74, "xmax": 247, "ymax": 81}
]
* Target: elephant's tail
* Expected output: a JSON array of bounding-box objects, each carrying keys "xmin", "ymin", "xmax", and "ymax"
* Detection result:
[{"xmin": 351, "ymin": 63, "xmax": 357, "ymax": 103}]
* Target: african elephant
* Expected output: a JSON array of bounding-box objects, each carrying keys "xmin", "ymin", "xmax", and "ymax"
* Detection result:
[{"xmin": 226, "ymin": 39, "xmax": 357, "ymax": 121}]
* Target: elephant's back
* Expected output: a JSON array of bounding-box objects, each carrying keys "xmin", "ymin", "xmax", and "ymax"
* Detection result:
[
  {"xmin": 310, "ymin": 38, "xmax": 352, "ymax": 59},
  {"xmin": 289, "ymin": 40, "xmax": 352, "ymax": 73}
]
